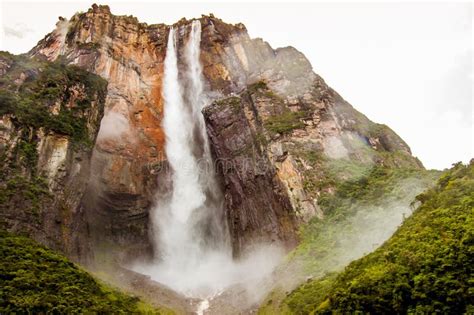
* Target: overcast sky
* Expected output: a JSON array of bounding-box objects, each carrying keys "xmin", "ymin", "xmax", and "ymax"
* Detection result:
[{"xmin": 0, "ymin": 1, "xmax": 472, "ymax": 170}]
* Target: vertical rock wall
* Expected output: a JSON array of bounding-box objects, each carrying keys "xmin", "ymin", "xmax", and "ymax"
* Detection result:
[{"xmin": 0, "ymin": 53, "xmax": 106, "ymax": 263}]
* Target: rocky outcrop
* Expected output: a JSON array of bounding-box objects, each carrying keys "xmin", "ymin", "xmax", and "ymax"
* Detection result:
[
  {"xmin": 30, "ymin": 4, "xmax": 169, "ymax": 260},
  {"xmin": 0, "ymin": 52, "xmax": 106, "ymax": 263},
  {"xmin": 203, "ymin": 79, "xmax": 422, "ymax": 253},
  {"xmin": 198, "ymin": 16, "xmax": 422, "ymax": 252},
  {"xmin": 203, "ymin": 96, "xmax": 298, "ymax": 255}
]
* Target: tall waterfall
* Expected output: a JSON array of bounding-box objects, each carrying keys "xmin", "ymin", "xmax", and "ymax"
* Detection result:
[{"xmin": 133, "ymin": 20, "xmax": 282, "ymax": 299}]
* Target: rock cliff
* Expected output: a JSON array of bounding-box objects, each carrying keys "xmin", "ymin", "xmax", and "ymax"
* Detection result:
[
  {"xmin": 20, "ymin": 4, "xmax": 423, "ymax": 261},
  {"xmin": 0, "ymin": 52, "xmax": 106, "ymax": 263},
  {"xmin": 30, "ymin": 5, "xmax": 169, "ymax": 261}
]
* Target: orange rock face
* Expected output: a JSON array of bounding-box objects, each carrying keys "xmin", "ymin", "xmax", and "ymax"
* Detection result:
[{"xmin": 31, "ymin": 5, "xmax": 171, "ymax": 259}]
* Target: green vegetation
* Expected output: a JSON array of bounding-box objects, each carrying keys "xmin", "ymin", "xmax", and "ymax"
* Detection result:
[
  {"xmin": 264, "ymin": 110, "xmax": 309, "ymax": 135},
  {"xmin": 259, "ymin": 159, "xmax": 438, "ymax": 314},
  {"xmin": 0, "ymin": 54, "xmax": 107, "ymax": 147},
  {"xmin": 0, "ymin": 52, "xmax": 107, "ymax": 226},
  {"xmin": 291, "ymin": 165, "xmax": 437, "ymax": 273},
  {"xmin": 0, "ymin": 175, "xmax": 50, "ymax": 216},
  {"xmin": 367, "ymin": 123, "xmax": 391, "ymax": 138},
  {"xmin": 214, "ymin": 96, "xmax": 242, "ymax": 114},
  {"xmin": 247, "ymin": 80, "xmax": 279, "ymax": 99},
  {"xmin": 317, "ymin": 165, "xmax": 434, "ymax": 217},
  {"xmin": 281, "ymin": 161, "xmax": 473, "ymax": 314},
  {"xmin": 76, "ymin": 41, "xmax": 101, "ymax": 50},
  {"xmin": 0, "ymin": 131, "xmax": 51, "ymax": 218},
  {"xmin": 246, "ymin": 80, "xmax": 309, "ymax": 135},
  {"xmin": 0, "ymin": 232, "xmax": 168, "ymax": 314},
  {"xmin": 0, "ymin": 51, "xmax": 43, "ymax": 88},
  {"xmin": 247, "ymin": 80, "xmax": 268, "ymax": 93}
]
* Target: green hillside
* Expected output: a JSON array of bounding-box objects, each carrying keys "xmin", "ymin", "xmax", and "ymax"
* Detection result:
[
  {"xmin": 282, "ymin": 161, "xmax": 474, "ymax": 314},
  {"xmin": 0, "ymin": 232, "xmax": 169, "ymax": 314}
]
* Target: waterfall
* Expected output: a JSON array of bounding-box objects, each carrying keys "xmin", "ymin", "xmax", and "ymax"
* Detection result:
[
  {"xmin": 133, "ymin": 20, "xmax": 282, "ymax": 300},
  {"xmin": 183, "ymin": 21, "xmax": 229, "ymax": 251}
]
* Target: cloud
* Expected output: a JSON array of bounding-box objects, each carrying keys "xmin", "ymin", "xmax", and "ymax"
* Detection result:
[{"xmin": 3, "ymin": 24, "xmax": 34, "ymax": 39}]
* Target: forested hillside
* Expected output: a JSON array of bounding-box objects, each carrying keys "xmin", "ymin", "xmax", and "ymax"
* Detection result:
[{"xmin": 280, "ymin": 161, "xmax": 473, "ymax": 314}]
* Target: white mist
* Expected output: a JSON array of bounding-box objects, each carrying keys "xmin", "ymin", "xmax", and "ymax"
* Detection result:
[{"xmin": 133, "ymin": 21, "xmax": 282, "ymax": 301}]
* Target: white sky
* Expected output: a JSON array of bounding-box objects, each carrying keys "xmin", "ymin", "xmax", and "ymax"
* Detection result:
[{"xmin": 0, "ymin": 1, "xmax": 472, "ymax": 170}]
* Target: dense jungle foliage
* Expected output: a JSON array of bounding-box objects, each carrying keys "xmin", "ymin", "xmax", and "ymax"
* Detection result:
[
  {"xmin": 0, "ymin": 232, "xmax": 169, "ymax": 314},
  {"xmin": 282, "ymin": 161, "xmax": 473, "ymax": 314}
]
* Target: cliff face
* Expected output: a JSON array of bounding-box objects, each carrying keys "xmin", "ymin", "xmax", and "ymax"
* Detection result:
[
  {"xmin": 27, "ymin": 4, "xmax": 423, "ymax": 260},
  {"xmin": 198, "ymin": 16, "xmax": 422, "ymax": 253},
  {"xmin": 203, "ymin": 94, "xmax": 299, "ymax": 255},
  {"xmin": 30, "ymin": 5, "xmax": 169, "ymax": 260},
  {"xmin": 0, "ymin": 52, "xmax": 106, "ymax": 263}
]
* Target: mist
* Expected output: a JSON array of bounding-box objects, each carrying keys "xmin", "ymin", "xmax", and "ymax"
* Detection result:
[
  {"xmin": 268, "ymin": 169, "xmax": 437, "ymax": 298},
  {"xmin": 96, "ymin": 111, "xmax": 129, "ymax": 140}
]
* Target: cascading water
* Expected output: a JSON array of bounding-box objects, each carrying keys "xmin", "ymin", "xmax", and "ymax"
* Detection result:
[{"xmin": 133, "ymin": 20, "xmax": 282, "ymax": 301}]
